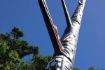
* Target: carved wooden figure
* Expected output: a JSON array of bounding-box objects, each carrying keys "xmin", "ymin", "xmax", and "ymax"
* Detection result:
[{"xmin": 39, "ymin": 0, "xmax": 86, "ymax": 70}]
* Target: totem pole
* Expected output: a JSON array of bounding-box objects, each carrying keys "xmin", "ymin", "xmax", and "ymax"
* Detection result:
[{"xmin": 39, "ymin": 0, "xmax": 86, "ymax": 70}]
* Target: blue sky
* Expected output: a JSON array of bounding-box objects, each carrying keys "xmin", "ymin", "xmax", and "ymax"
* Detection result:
[{"xmin": 0, "ymin": 0, "xmax": 105, "ymax": 69}]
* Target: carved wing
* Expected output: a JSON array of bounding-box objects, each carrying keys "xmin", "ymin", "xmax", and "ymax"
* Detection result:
[
  {"xmin": 61, "ymin": 0, "xmax": 72, "ymax": 27},
  {"xmin": 38, "ymin": 0, "xmax": 64, "ymax": 55}
]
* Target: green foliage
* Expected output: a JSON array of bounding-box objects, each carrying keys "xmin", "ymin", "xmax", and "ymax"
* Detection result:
[
  {"xmin": 0, "ymin": 27, "xmax": 39, "ymax": 70},
  {"xmin": 15, "ymin": 62, "xmax": 28, "ymax": 70},
  {"xmin": 32, "ymin": 55, "xmax": 51, "ymax": 70},
  {"xmin": 0, "ymin": 42, "xmax": 20, "ymax": 70},
  {"xmin": 0, "ymin": 27, "xmax": 38, "ymax": 58},
  {"xmin": 11, "ymin": 27, "xmax": 23, "ymax": 39}
]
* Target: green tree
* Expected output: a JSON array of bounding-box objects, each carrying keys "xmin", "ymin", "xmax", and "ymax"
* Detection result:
[
  {"xmin": 11, "ymin": 27, "xmax": 23, "ymax": 39},
  {"xmin": 32, "ymin": 55, "xmax": 51, "ymax": 70},
  {"xmin": 0, "ymin": 42, "xmax": 20, "ymax": 70},
  {"xmin": 0, "ymin": 27, "xmax": 39, "ymax": 70}
]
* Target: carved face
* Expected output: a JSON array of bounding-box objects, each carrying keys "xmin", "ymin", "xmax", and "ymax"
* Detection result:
[{"xmin": 46, "ymin": 55, "xmax": 72, "ymax": 70}]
